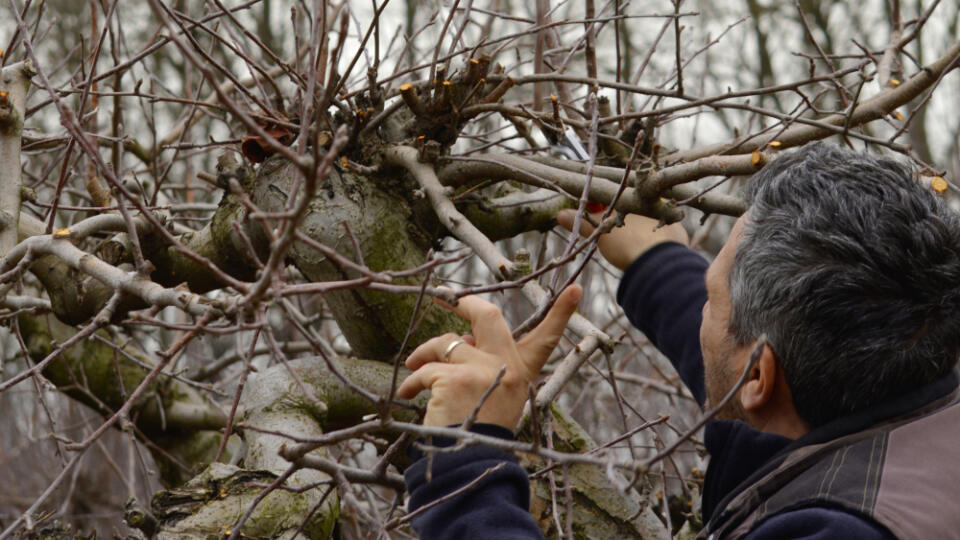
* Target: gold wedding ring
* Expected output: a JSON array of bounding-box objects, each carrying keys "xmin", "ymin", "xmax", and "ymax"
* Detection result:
[{"xmin": 443, "ymin": 338, "xmax": 466, "ymax": 361}]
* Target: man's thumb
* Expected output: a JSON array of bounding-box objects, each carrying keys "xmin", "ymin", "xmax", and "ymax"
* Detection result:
[{"xmin": 518, "ymin": 284, "xmax": 582, "ymax": 371}]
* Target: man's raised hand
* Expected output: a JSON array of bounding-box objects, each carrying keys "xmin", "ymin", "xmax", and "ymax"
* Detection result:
[
  {"xmin": 556, "ymin": 209, "xmax": 688, "ymax": 270},
  {"xmin": 397, "ymin": 285, "xmax": 582, "ymax": 429}
]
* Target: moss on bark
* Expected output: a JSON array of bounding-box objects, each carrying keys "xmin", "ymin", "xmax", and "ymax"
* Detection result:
[{"xmin": 250, "ymin": 157, "xmax": 468, "ymax": 362}]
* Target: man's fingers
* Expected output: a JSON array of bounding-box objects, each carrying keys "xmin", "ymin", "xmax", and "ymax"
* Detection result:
[
  {"xmin": 556, "ymin": 209, "xmax": 598, "ymax": 237},
  {"xmin": 396, "ymin": 363, "xmax": 448, "ymax": 399},
  {"xmin": 435, "ymin": 294, "xmax": 514, "ymax": 353},
  {"xmin": 517, "ymin": 284, "xmax": 582, "ymax": 370},
  {"xmin": 405, "ymin": 333, "xmax": 469, "ymax": 370}
]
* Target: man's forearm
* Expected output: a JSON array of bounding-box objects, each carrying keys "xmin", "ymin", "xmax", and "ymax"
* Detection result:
[
  {"xmin": 617, "ymin": 242, "xmax": 710, "ymax": 405},
  {"xmin": 404, "ymin": 425, "xmax": 543, "ymax": 539}
]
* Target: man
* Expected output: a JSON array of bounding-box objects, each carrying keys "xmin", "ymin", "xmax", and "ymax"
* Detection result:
[{"xmin": 398, "ymin": 143, "xmax": 960, "ymax": 538}]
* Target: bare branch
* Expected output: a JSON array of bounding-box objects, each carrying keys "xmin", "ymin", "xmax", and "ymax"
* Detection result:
[{"xmin": 385, "ymin": 145, "xmax": 517, "ymax": 279}]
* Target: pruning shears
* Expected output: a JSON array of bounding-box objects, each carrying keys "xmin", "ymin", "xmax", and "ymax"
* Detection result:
[{"xmin": 555, "ymin": 126, "xmax": 607, "ymax": 213}]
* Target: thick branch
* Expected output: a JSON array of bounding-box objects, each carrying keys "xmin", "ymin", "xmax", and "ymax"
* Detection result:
[
  {"xmin": 2, "ymin": 230, "xmax": 223, "ymax": 318},
  {"xmin": 153, "ymin": 356, "xmax": 428, "ymax": 538},
  {"xmin": 439, "ymin": 153, "xmax": 747, "ymax": 218},
  {"xmin": 459, "ymin": 187, "xmax": 574, "ymax": 242},
  {"xmin": 0, "ymin": 61, "xmax": 34, "ymax": 257},
  {"xmin": 249, "ymin": 155, "xmax": 470, "ymax": 361},
  {"xmin": 17, "ymin": 312, "xmax": 230, "ymax": 486},
  {"xmin": 15, "ymin": 198, "xmax": 263, "ymax": 325},
  {"xmin": 532, "ymin": 154, "xmax": 756, "ymax": 209}
]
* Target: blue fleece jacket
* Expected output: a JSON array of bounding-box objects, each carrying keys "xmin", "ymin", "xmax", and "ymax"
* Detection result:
[{"xmin": 404, "ymin": 242, "xmax": 894, "ymax": 539}]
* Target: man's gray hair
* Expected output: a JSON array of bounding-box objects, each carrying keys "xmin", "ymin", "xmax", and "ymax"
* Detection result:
[{"xmin": 729, "ymin": 142, "xmax": 960, "ymax": 428}]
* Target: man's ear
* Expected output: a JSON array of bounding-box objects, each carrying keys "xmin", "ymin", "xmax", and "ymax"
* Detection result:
[{"xmin": 739, "ymin": 343, "xmax": 778, "ymax": 412}]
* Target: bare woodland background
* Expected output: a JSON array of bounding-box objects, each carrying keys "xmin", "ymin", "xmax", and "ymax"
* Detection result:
[{"xmin": 0, "ymin": 0, "xmax": 957, "ymax": 538}]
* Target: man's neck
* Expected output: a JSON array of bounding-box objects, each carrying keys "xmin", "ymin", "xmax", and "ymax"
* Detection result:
[{"xmin": 749, "ymin": 413, "xmax": 809, "ymax": 440}]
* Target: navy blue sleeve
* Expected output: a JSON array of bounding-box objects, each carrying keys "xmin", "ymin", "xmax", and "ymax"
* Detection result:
[
  {"xmin": 744, "ymin": 507, "xmax": 895, "ymax": 539},
  {"xmin": 404, "ymin": 424, "xmax": 543, "ymax": 539},
  {"xmin": 616, "ymin": 242, "xmax": 710, "ymax": 405}
]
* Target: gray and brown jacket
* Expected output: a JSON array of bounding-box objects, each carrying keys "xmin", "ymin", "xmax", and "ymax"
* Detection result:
[{"xmin": 700, "ymin": 370, "xmax": 960, "ymax": 540}]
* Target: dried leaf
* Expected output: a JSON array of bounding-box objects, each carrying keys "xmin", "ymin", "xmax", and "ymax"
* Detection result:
[{"xmin": 241, "ymin": 125, "xmax": 295, "ymax": 163}]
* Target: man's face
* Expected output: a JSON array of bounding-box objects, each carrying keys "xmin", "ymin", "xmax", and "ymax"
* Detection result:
[{"xmin": 700, "ymin": 215, "xmax": 752, "ymax": 420}]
